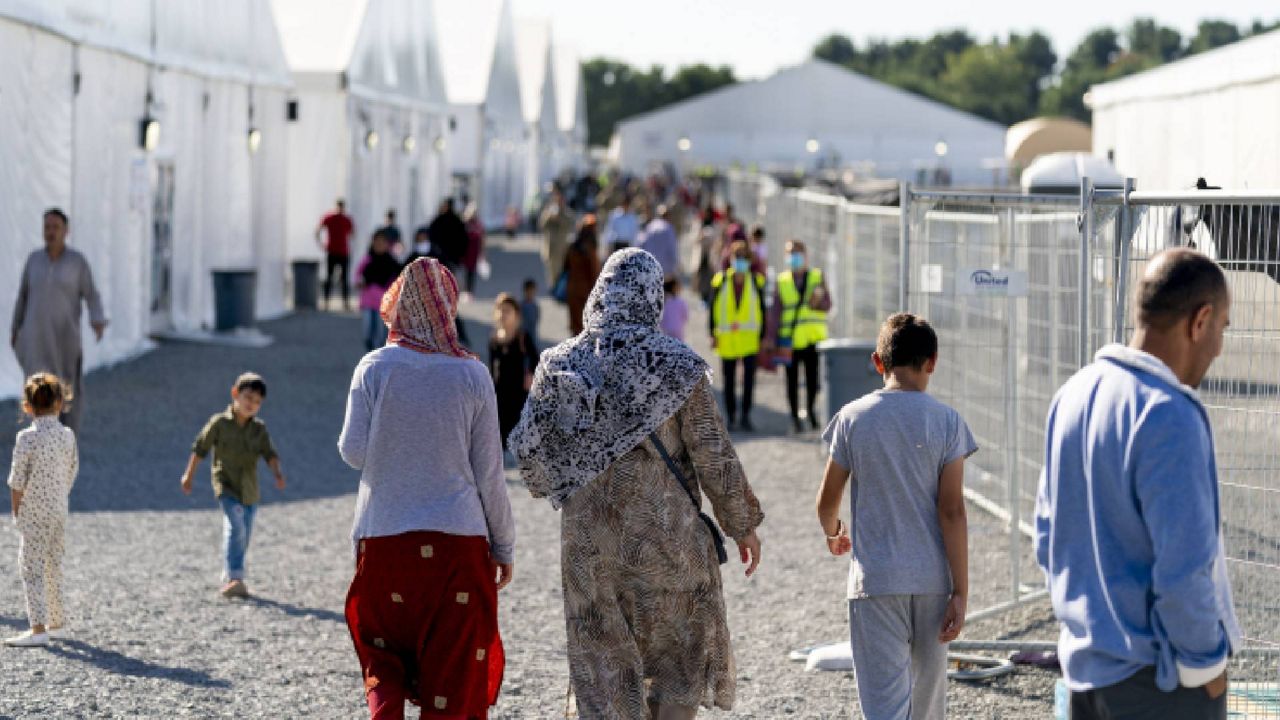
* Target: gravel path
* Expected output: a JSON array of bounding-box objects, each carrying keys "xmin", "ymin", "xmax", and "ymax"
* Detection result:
[{"xmin": 0, "ymin": 236, "xmax": 1061, "ymax": 718}]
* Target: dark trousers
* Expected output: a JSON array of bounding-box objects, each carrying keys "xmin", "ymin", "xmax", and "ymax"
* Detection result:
[
  {"xmin": 1070, "ymin": 668, "xmax": 1226, "ymax": 720},
  {"xmin": 324, "ymin": 254, "xmax": 350, "ymax": 308},
  {"xmin": 721, "ymin": 355, "xmax": 757, "ymax": 423},
  {"xmin": 786, "ymin": 345, "xmax": 820, "ymax": 421}
]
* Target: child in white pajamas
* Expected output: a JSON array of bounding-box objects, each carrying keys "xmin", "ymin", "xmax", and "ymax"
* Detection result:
[{"xmin": 6, "ymin": 372, "xmax": 78, "ymax": 648}]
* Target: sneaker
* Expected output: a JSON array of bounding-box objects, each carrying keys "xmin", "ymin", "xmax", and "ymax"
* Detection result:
[
  {"xmin": 791, "ymin": 418, "xmax": 804, "ymax": 434},
  {"xmin": 4, "ymin": 630, "xmax": 49, "ymax": 648},
  {"xmin": 46, "ymin": 627, "xmax": 72, "ymax": 640},
  {"xmin": 739, "ymin": 418, "xmax": 755, "ymax": 433},
  {"xmin": 809, "ymin": 414, "xmax": 821, "ymax": 431},
  {"xmin": 220, "ymin": 580, "xmax": 250, "ymax": 599}
]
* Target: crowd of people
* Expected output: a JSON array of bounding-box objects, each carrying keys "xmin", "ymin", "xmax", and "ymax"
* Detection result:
[{"xmin": 5, "ymin": 188, "xmax": 1243, "ymax": 720}]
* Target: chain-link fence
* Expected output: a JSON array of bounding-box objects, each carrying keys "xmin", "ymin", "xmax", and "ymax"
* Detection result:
[{"xmin": 726, "ymin": 173, "xmax": 1280, "ymax": 699}]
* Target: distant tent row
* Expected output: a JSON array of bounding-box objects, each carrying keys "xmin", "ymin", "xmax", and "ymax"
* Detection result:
[{"xmin": 0, "ymin": 0, "xmax": 588, "ymax": 396}]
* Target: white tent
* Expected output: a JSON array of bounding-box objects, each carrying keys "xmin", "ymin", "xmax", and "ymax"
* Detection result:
[
  {"xmin": 271, "ymin": 0, "xmax": 451, "ymax": 266},
  {"xmin": 0, "ymin": 0, "xmax": 293, "ymax": 398},
  {"xmin": 612, "ymin": 59, "xmax": 1006, "ymax": 185},
  {"xmin": 514, "ymin": 18, "xmax": 559, "ymax": 202},
  {"xmin": 1090, "ymin": 29, "xmax": 1280, "ymax": 189},
  {"xmin": 552, "ymin": 43, "xmax": 589, "ymax": 175},
  {"xmin": 435, "ymin": 0, "xmax": 526, "ymax": 228}
]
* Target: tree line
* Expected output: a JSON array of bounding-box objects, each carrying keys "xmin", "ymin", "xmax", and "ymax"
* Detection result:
[{"xmin": 583, "ymin": 17, "xmax": 1280, "ymax": 145}]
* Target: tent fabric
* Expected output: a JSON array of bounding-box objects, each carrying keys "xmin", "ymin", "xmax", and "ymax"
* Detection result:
[
  {"xmin": 613, "ymin": 59, "xmax": 1006, "ymax": 184},
  {"xmin": 551, "ymin": 44, "xmax": 588, "ymax": 173},
  {"xmin": 1005, "ymin": 117, "xmax": 1093, "ymax": 168},
  {"xmin": 515, "ymin": 18, "xmax": 560, "ymax": 195},
  {"xmin": 0, "ymin": 0, "xmax": 292, "ymax": 88},
  {"xmin": 0, "ymin": 4, "xmax": 296, "ymax": 399},
  {"xmin": 437, "ymin": 0, "xmax": 528, "ymax": 228},
  {"xmin": 1019, "ymin": 152, "xmax": 1124, "ymax": 193},
  {"xmin": 1089, "ymin": 28, "xmax": 1280, "ymax": 189}
]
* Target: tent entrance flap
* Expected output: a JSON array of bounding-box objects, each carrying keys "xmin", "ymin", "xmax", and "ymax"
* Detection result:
[{"xmin": 150, "ymin": 160, "xmax": 176, "ymax": 333}]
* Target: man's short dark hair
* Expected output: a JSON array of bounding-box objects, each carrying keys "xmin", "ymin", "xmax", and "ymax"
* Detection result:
[
  {"xmin": 44, "ymin": 207, "xmax": 68, "ymax": 225},
  {"xmin": 876, "ymin": 313, "xmax": 938, "ymax": 370},
  {"xmin": 522, "ymin": 278, "xmax": 537, "ymax": 291},
  {"xmin": 750, "ymin": 224, "xmax": 765, "ymax": 240},
  {"xmin": 234, "ymin": 372, "xmax": 267, "ymax": 397},
  {"xmin": 1136, "ymin": 248, "xmax": 1228, "ymax": 330}
]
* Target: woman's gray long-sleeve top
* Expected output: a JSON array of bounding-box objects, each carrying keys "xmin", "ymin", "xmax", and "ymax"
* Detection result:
[{"xmin": 338, "ymin": 345, "xmax": 515, "ymax": 564}]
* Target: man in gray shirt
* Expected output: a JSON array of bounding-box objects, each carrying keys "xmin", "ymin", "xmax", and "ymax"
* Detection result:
[
  {"xmin": 817, "ymin": 312, "xmax": 976, "ymax": 720},
  {"xmin": 10, "ymin": 208, "xmax": 107, "ymax": 434}
]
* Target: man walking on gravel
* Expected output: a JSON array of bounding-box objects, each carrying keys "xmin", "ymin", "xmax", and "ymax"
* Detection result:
[
  {"xmin": 10, "ymin": 208, "xmax": 107, "ymax": 435},
  {"xmin": 1036, "ymin": 248, "xmax": 1239, "ymax": 719}
]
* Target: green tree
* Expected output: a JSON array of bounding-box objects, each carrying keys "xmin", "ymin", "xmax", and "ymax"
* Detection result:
[
  {"xmin": 938, "ymin": 43, "xmax": 1039, "ymax": 124},
  {"xmin": 813, "ymin": 33, "xmax": 856, "ymax": 65},
  {"xmin": 1187, "ymin": 20, "xmax": 1241, "ymax": 54},
  {"xmin": 1127, "ymin": 18, "xmax": 1183, "ymax": 62},
  {"xmin": 582, "ymin": 59, "xmax": 736, "ymax": 146},
  {"xmin": 1039, "ymin": 28, "xmax": 1121, "ymax": 120},
  {"xmin": 1010, "ymin": 31, "xmax": 1057, "ymax": 109}
]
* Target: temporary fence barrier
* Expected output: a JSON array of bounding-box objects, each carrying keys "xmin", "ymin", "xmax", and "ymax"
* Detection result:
[{"xmin": 725, "ymin": 172, "xmax": 1280, "ymax": 688}]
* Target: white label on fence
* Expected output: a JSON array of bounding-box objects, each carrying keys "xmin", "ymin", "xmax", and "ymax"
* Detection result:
[
  {"xmin": 920, "ymin": 264, "xmax": 944, "ymax": 294},
  {"xmin": 957, "ymin": 267, "xmax": 1028, "ymax": 297}
]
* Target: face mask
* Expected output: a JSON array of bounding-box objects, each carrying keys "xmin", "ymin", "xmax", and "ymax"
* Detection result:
[
  {"xmin": 733, "ymin": 258, "xmax": 751, "ymax": 274},
  {"xmin": 414, "ymin": 241, "xmax": 431, "ymax": 254},
  {"xmin": 788, "ymin": 253, "xmax": 805, "ymax": 270}
]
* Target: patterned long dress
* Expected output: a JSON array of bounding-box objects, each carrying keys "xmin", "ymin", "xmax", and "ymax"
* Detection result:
[{"xmin": 560, "ymin": 377, "xmax": 765, "ymax": 716}]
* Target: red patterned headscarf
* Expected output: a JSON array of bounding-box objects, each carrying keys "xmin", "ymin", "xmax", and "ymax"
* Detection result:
[{"xmin": 380, "ymin": 258, "xmax": 474, "ymax": 359}]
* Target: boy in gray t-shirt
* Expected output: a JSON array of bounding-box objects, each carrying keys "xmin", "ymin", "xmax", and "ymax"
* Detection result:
[{"xmin": 818, "ymin": 313, "xmax": 976, "ymax": 720}]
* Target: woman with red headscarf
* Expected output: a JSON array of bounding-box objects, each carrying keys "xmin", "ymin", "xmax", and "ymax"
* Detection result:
[{"xmin": 338, "ymin": 258, "xmax": 514, "ymax": 719}]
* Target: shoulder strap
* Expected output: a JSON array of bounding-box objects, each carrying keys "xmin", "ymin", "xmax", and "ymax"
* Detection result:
[{"xmin": 650, "ymin": 432, "xmax": 700, "ymax": 508}]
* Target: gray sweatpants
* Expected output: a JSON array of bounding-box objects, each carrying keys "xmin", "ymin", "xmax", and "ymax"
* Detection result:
[{"xmin": 849, "ymin": 594, "xmax": 950, "ymax": 720}]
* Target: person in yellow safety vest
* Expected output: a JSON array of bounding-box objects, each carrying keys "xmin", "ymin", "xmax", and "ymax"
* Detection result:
[
  {"xmin": 709, "ymin": 240, "xmax": 767, "ymax": 432},
  {"xmin": 764, "ymin": 240, "xmax": 832, "ymax": 434}
]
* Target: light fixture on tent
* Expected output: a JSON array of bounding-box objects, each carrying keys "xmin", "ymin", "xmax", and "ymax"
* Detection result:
[
  {"xmin": 402, "ymin": 135, "xmax": 417, "ymax": 155},
  {"xmin": 934, "ymin": 140, "xmax": 949, "ymax": 158},
  {"xmin": 139, "ymin": 116, "xmax": 160, "ymax": 151},
  {"xmin": 365, "ymin": 129, "xmax": 380, "ymax": 151},
  {"xmin": 677, "ymin": 136, "xmax": 692, "ymax": 152},
  {"xmin": 433, "ymin": 135, "xmax": 447, "ymax": 152},
  {"xmin": 247, "ymin": 127, "xmax": 262, "ymax": 154},
  {"xmin": 805, "ymin": 138, "xmax": 820, "ymax": 154}
]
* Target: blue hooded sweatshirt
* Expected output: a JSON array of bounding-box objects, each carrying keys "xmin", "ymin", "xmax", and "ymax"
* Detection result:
[{"xmin": 1035, "ymin": 344, "xmax": 1240, "ymax": 692}]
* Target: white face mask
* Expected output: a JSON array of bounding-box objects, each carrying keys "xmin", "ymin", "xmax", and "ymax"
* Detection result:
[{"xmin": 415, "ymin": 241, "xmax": 431, "ymax": 254}]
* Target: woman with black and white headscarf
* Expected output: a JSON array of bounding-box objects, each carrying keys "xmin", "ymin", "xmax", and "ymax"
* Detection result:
[{"xmin": 511, "ymin": 249, "xmax": 764, "ymax": 720}]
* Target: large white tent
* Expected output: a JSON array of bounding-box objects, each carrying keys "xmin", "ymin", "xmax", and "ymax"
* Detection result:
[
  {"xmin": 1090, "ymin": 29, "xmax": 1280, "ymax": 190},
  {"xmin": 612, "ymin": 59, "xmax": 1006, "ymax": 185},
  {"xmin": 435, "ymin": 0, "xmax": 526, "ymax": 229},
  {"xmin": 0, "ymin": 0, "xmax": 293, "ymax": 397},
  {"xmin": 514, "ymin": 18, "xmax": 559, "ymax": 202},
  {"xmin": 271, "ymin": 0, "xmax": 451, "ymax": 265},
  {"xmin": 552, "ymin": 43, "xmax": 589, "ymax": 176}
]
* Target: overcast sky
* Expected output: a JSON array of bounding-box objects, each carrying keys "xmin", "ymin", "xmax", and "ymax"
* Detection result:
[{"xmin": 513, "ymin": 0, "xmax": 1280, "ymax": 79}]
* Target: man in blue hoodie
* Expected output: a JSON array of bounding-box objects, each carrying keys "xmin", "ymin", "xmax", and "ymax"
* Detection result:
[{"xmin": 1036, "ymin": 247, "xmax": 1240, "ymax": 718}]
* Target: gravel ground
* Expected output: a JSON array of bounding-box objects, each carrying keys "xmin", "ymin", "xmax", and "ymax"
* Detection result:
[{"xmin": 0, "ymin": 235, "xmax": 1062, "ymax": 718}]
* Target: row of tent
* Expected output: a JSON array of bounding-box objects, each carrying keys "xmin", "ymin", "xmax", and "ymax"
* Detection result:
[{"xmin": 0, "ymin": 0, "xmax": 587, "ymax": 395}]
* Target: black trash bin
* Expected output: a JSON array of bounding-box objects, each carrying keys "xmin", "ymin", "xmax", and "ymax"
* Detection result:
[
  {"xmin": 818, "ymin": 339, "xmax": 881, "ymax": 421},
  {"xmin": 212, "ymin": 269, "xmax": 257, "ymax": 332},
  {"xmin": 291, "ymin": 260, "xmax": 320, "ymax": 310}
]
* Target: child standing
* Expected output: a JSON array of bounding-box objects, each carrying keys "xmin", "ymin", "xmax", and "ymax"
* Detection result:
[
  {"xmin": 356, "ymin": 230, "xmax": 402, "ymax": 351},
  {"xmin": 660, "ymin": 277, "xmax": 690, "ymax": 341},
  {"xmin": 180, "ymin": 373, "xmax": 285, "ymax": 598},
  {"xmin": 520, "ymin": 278, "xmax": 541, "ymax": 349},
  {"xmin": 816, "ymin": 313, "xmax": 976, "ymax": 719},
  {"xmin": 6, "ymin": 373, "xmax": 77, "ymax": 647},
  {"xmin": 489, "ymin": 294, "xmax": 539, "ymax": 458}
]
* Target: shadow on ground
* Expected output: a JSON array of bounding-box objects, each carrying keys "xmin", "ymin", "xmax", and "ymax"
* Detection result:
[{"xmin": 47, "ymin": 639, "xmax": 231, "ymax": 689}]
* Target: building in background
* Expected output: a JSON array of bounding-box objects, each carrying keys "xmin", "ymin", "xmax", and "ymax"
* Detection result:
[
  {"xmin": 435, "ymin": 0, "xmax": 526, "ymax": 229},
  {"xmin": 611, "ymin": 59, "xmax": 1006, "ymax": 186},
  {"xmin": 1005, "ymin": 117, "xmax": 1093, "ymax": 181},
  {"xmin": 271, "ymin": 0, "xmax": 450, "ymax": 265},
  {"xmin": 514, "ymin": 18, "xmax": 559, "ymax": 210},
  {"xmin": 552, "ymin": 43, "xmax": 589, "ymax": 177},
  {"xmin": 0, "ymin": 0, "xmax": 294, "ymax": 396},
  {"xmin": 1090, "ymin": 28, "xmax": 1280, "ymax": 189}
]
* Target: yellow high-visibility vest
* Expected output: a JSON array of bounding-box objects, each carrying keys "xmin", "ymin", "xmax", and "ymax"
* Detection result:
[
  {"xmin": 778, "ymin": 268, "xmax": 829, "ymax": 350},
  {"xmin": 711, "ymin": 270, "xmax": 764, "ymax": 360}
]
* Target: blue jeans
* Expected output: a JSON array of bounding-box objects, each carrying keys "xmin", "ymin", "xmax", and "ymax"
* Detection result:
[
  {"xmin": 362, "ymin": 308, "xmax": 388, "ymax": 350},
  {"xmin": 220, "ymin": 496, "xmax": 257, "ymax": 581}
]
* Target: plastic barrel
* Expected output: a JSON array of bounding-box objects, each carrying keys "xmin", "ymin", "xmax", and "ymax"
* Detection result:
[
  {"xmin": 212, "ymin": 269, "xmax": 257, "ymax": 332},
  {"xmin": 291, "ymin": 260, "xmax": 320, "ymax": 310},
  {"xmin": 818, "ymin": 339, "xmax": 881, "ymax": 420}
]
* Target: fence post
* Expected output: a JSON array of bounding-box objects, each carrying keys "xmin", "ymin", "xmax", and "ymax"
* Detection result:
[
  {"xmin": 899, "ymin": 181, "xmax": 911, "ymax": 310},
  {"xmin": 1112, "ymin": 178, "xmax": 1135, "ymax": 344},
  {"xmin": 1005, "ymin": 206, "xmax": 1020, "ymax": 604},
  {"xmin": 1078, "ymin": 177, "xmax": 1094, "ymax": 367}
]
